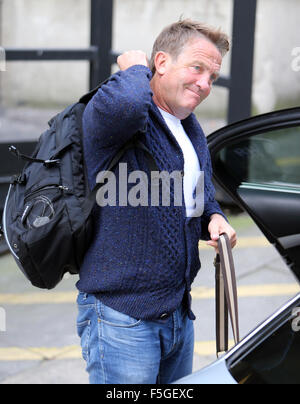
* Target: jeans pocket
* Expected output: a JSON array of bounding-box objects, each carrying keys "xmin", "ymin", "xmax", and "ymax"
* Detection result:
[
  {"xmin": 77, "ymin": 319, "xmax": 91, "ymax": 363},
  {"xmin": 77, "ymin": 294, "xmax": 94, "ymax": 363},
  {"xmin": 99, "ymin": 302, "xmax": 142, "ymax": 328}
]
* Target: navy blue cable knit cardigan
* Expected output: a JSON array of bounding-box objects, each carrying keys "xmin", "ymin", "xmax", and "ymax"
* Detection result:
[{"xmin": 76, "ymin": 65, "xmax": 227, "ymax": 321}]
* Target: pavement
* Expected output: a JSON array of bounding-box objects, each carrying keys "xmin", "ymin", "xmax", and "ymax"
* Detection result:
[
  {"xmin": 0, "ymin": 106, "xmax": 299, "ymax": 384},
  {"xmin": 0, "ymin": 105, "xmax": 226, "ymax": 142},
  {"xmin": 0, "ymin": 106, "xmax": 63, "ymax": 142}
]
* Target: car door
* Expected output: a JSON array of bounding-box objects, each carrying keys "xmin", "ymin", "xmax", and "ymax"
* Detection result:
[
  {"xmin": 226, "ymin": 293, "xmax": 300, "ymax": 384},
  {"xmin": 174, "ymin": 293, "xmax": 300, "ymax": 384},
  {"xmin": 208, "ymin": 107, "xmax": 300, "ymax": 282},
  {"xmin": 174, "ymin": 108, "xmax": 300, "ymax": 385}
]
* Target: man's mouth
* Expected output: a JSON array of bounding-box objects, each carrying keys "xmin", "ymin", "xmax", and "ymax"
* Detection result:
[{"xmin": 187, "ymin": 88, "xmax": 201, "ymax": 98}]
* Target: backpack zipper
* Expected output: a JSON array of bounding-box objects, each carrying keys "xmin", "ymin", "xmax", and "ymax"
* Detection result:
[
  {"xmin": 3, "ymin": 184, "xmax": 70, "ymax": 261},
  {"xmin": 3, "ymin": 185, "xmax": 20, "ymax": 261},
  {"xmin": 24, "ymin": 185, "xmax": 70, "ymax": 201}
]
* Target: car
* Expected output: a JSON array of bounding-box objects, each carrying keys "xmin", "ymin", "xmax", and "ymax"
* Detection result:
[{"xmin": 174, "ymin": 107, "xmax": 300, "ymax": 385}]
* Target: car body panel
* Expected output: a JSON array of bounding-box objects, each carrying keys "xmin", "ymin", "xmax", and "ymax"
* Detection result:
[{"xmin": 173, "ymin": 357, "xmax": 237, "ymax": 385}]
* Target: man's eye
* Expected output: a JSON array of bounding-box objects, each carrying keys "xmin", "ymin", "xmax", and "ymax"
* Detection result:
[{"xmin": 193, "ymin": 66, "xmax": 203, "ymax": 72}]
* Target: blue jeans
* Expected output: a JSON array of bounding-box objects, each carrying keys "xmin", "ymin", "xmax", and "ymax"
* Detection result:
[{"xmin": 76, "ymin": 292, "xmax": 195, "ymax": 384}]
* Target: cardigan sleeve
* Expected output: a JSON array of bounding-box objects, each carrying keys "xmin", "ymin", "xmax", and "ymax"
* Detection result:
[{"xmin": 82, "ymin": 65, "xmax": 153, "ymax": 150}]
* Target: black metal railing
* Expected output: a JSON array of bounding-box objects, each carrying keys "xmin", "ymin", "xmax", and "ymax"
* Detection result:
[{"xmin": 3, "ymin": 0, "xmax": 257, "ymax": 123}]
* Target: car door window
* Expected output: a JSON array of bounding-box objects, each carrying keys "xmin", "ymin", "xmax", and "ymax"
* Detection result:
[
  {"xmin": 213, "ymin": 124, "xmax": 300, "ymax": 278},
  {"xmin": 218, "ymin": 126, "xmax": 300, "ymax": 189},
  {"xmin": 229, "ymin": 302, "xmax": 300, "ymax": 384}
]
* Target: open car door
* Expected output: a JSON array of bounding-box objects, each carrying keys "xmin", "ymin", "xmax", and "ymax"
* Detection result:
[
  {"xmin": 174, "ymin": 108, "xmax": 300, "ymax": 385},
  {"xmin": 208, "ymin": 107, "xmax": 300, "ymax": 282}
]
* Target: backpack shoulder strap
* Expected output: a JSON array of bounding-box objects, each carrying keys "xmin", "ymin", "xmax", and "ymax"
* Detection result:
[{"xmin": 83, "ymin": 138, "xmax": 158, "ymax": 217}]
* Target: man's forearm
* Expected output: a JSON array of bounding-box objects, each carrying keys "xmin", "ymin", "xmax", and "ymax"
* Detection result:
[{"xmin": 82, "ymin": 65, "xmax": 153, "ymax": 150}]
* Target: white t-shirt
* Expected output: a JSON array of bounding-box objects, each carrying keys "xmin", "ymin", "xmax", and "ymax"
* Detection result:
[{"xmin": 158, "ymin": 108, "xmax": 201, "ymax": 218}]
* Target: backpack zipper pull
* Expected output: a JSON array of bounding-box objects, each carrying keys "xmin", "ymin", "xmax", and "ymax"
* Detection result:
[
  {"xmin": 9, "ymin": 145, "xmax": 60, "ymax": 167},
  {"xmin": 58, "ymin": 185, "xmax": 70, "ymax": 191}
]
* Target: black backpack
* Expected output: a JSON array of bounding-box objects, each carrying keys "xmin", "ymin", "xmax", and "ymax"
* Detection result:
[{"xmin": 1, "ymin": 82, "xmax": 156, "ymax": 290}]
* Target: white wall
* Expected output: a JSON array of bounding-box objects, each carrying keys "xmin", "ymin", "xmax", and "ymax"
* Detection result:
[
  {"xmin": 253, "ymin": 0, "xmax": 300, "ymax": 113},
  {"xmin": 0, "ymin": 0, "xmax": 90, "ymax": 107},
  {"xmin": 0, "ymin": 0, "xmax": 299, "ymax": 115},
  {"xmin": 112, "ymin": 0, "xmax": 232, "ymax": 119}
]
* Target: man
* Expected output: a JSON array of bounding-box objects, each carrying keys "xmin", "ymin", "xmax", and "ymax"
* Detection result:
[{"xmin": 77, "ymin": 19, "xmax": 237, "ymax": 384}]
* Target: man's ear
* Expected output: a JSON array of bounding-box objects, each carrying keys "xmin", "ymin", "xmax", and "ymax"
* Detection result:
[{"xmin": 154, "ymin": 51, "xmax": 170, "ymax": 75}]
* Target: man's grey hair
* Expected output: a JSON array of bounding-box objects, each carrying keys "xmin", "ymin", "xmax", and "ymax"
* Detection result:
[{"xmin": 149, "ymin": 18, "xmax": 230, "ymax": 75}]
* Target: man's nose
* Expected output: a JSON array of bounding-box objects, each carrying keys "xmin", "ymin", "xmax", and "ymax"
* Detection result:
[{"xmin": 195, "ymin": 75, "xmax": 211, "ymax": 93}]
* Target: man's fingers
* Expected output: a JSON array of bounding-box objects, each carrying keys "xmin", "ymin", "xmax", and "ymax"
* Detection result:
[
  {"xmin": 207, "ymin": 240, "xmax": 218, "ymax": 246},
  {"xmin": 117, "ymin": 50, "xmax": 149, "ymax": 71},
  {"xmin": 207, "ymin": 234, "xmax": 237, "ymax": 251},
  {"xmin": 207, "ymin": 214, "xmax": 237, "ymax": 251}
]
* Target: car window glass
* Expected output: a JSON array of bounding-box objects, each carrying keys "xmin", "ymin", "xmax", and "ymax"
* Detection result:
[
  {"xmin": 229, "ymin": 304, "xmax": 300, "ymax": 384},
  {"xmin": 218, "ymin": 126, "xmax": 300, "ymax": 190}
]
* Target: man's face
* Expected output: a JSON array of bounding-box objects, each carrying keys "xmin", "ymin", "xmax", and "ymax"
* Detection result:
[{"xmin": 155, "ymin": 37, "xmax": 222, "ymax": 119}]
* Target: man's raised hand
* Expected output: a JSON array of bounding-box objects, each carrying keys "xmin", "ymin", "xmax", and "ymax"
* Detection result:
[{"xmin": 117, "ymin": 50, "xmax": 149, "ymax": 71}]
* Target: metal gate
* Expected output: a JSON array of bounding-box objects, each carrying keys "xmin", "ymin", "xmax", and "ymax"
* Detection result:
[{"xmin": 3, "ymin": 0, "xmax": 257, "ymax": 123}]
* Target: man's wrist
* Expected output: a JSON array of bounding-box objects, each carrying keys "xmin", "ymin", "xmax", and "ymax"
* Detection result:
[{"xmin": 210, "ymin": 213, "xmax": 223, "ymax": 221}]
